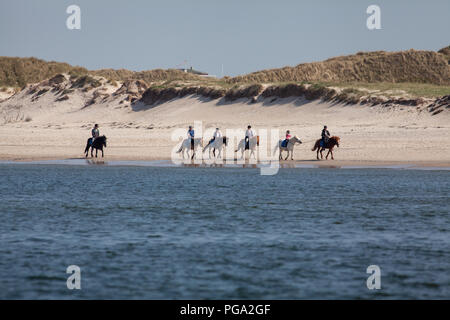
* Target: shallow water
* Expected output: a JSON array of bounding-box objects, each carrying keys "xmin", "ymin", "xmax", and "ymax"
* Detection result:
[{"xmin": 0, "ymin": 164, "xmax": 449, "ymax": 299}]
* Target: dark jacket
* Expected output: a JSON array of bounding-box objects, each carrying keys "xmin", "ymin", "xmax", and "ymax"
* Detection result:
[{"xmin": 321, "ymin": 129, "xmax": 330, "ymax": 142}]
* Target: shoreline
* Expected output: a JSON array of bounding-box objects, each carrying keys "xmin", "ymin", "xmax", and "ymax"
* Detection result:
[
  {"xmin": 1, "ymin": 157, "xmax": 450, "ymax": 169},
  {"xmin": 1, "ymin": 95, "xmax": 449, "ymax": 167}
]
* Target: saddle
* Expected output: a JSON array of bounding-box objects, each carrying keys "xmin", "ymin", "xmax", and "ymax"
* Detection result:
[
  {"xmin": 320, "ymin": 139, "xmax": 329, "ymax": 148},
  {"xmin": 245, "ymin": 136, "xmax": 259, "ymax": 149},
  {"xmin": 281, "ymin": 139, "xmax": 289, "ymax": 148}
]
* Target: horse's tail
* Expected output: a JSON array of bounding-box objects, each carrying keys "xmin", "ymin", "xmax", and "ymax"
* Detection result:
[
  {"xmin": 312, "ymin": 140, "xmax": 319, "ymax": 151},
  {"xmin": 84, "ymin": 139, "xmax": 91, "ymax": 154},
  {"xmin": 235, "ymin": 139, "xmax": 244, "ymax": 153}
]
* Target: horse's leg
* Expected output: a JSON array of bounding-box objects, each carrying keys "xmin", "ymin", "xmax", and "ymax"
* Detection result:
[
  {"xmin": 95, "ymin": 148, "xmax": 98, "ymax": 158},
  {"xmin": 320, "ymin": 149, "xmax": 323, "ymax": 159},
  {"xmin": 330, "ymin": 148, "xmax": 334, "ymax": 160},
  {"xmin": 290, "ymin": 149, "xmax": 294, "ymax": 160},
  {"xmin": 101, "ymin": 147, "xmax": 104, "ymax": 158},
  {"xmin": 285, "ymin": 150, "xmax": 289, "ymax": 161}
]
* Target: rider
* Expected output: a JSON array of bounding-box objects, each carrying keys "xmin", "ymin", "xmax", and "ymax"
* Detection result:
[
  {"xmin": 91, "ymin": 124, "xmax": 100, "ymax": 145},
  {"xmin": 188, "ymin": 125, "xmax": 195, "ymax": 150},
  {"xmin": 211, "ymin": 127, "xmax": 222, "ymax": 143},
  {"xmin": 245, "ymin": 125, "xmax": 254, "ymax": 150},
  {"xmin": 283, "ymin": 130, "xmax": 291, "ymax": 147},
  {"xmin": 321, "ymin": 125, "xmax": 330, "ymax": 147}
]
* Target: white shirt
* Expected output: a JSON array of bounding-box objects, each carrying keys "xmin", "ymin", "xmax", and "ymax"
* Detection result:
[
  {"xmin": 245, "ymin": 129, "xmax": 255, "ymax": 138},
  {"xmin": 213, "ymin": 130, "xmax": 222, "ymax": 138}
]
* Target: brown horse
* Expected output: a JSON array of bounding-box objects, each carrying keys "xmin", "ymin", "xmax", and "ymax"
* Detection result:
[{"xmin": 312, "ymin": 136, "xmax": 340, "ymax": 160}]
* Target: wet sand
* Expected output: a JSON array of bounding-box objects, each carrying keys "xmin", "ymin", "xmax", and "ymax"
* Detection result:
[{"xmin": 1, "ymin": 158, "xmax": 449, "ymax": 170}]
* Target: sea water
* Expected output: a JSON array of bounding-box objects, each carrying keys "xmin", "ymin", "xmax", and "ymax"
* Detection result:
[{"xmin": 0, "ymin": 164, "xmax": 449, "ymax": 299}]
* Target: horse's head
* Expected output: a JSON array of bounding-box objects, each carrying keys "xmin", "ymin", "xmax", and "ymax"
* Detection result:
[
  {"xmin": 331, "ymin": 136, "xmax": 340, "ymax": 147},
  {"xmin": 101, "ymin": 135, "xmax": 107, "ymax": 147},
  {"xmin": 293, "ymin": 136, "xmax": 302, "ymax": 144}
]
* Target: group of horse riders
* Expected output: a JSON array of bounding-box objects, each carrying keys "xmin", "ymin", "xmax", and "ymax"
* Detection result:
[
  {"xmin": 87, "ymin": 123, "xmax": 332, "ymax": 151},
  {"xmin": 184, "ymin": 124, "xmax": 331, "ymax": 150}
]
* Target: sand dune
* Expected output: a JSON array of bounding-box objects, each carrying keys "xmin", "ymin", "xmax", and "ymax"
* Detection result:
[{"xmin": 0, "ymin": 74, "xmax": 449, "ymax": 165}]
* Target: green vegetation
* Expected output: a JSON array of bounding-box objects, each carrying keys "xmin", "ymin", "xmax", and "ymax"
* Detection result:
[
  {"xmin": 0, "ymin": 57, "xmax": 88, "ymax": 87},
  {"xmin": 61, "ymin": 89, "xmax": 74, "ymax": 95},
  {"xmin": 321, "ymin": 82, "xmax": 450, "ymax": 98},
  {"xmin": 71, "ymin": 75, "xmax": 101, "ymax": 90},
  {"xmin": 228, "ymin": 48, "xmax": 450, "ymax": 86},
  {"xmin": 1, "ymin": 45, "xmax": 449, "ymax": 100}
]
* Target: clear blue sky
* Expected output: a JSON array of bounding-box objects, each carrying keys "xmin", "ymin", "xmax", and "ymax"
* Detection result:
[{"xmin": 1, "ymin": 0, "xmax": 449, "ymax": 76}]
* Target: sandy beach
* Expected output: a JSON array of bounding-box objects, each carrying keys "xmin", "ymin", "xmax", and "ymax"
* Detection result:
[{"xmin": 1, "ymin": 87, "xmax": 449, "ymax": 166}]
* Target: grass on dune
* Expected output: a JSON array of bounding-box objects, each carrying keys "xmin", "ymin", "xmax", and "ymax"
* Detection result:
[{"xmin": 319, "ymin": 82, "xmax": 450, "ymax": 98}]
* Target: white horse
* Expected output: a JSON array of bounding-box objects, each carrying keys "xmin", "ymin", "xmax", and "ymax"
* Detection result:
[
  {"xmin": 273, "ymin": 135, "xmax": 303, "ymax": 160},
  {"xmin": 203, "ymin": 137, "xmax": 228, "ymax": 159},
  {"xmin": 235, "ymin": 136, "xmax": 258, "ymax": 159},
  {"xmin": 176, "ymin": 138, "xmax": 203, "ymax": 159}
]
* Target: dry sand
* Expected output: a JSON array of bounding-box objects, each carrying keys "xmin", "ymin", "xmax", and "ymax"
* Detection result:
[{"xmin": 0, "ymin": 85, "xmax": 449, "ymax": 167}]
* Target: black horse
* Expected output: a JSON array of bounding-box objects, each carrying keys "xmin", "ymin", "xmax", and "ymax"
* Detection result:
[{"xmin": 84, "ymin": 135, "xmax": 107, "ymax": 158}]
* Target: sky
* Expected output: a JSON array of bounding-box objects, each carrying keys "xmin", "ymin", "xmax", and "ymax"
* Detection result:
[{"xmin": 0, "ymin": 0, "xmax": 449, "ymax": 76}]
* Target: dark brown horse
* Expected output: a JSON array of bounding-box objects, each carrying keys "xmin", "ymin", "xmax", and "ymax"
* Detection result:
[
  {"xmin": 312, "ymin": 136, "xmax": 340, "ymax": 160},
  {"xmin": 84, "ymin": 135, "xmax": 107, "ymax": 158}
]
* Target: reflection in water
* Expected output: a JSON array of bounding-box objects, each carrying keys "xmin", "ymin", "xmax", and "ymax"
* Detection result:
[
  {"xmin": 0, "ymin": 158, "xmax": 448, "ymax": 171},
  {"xmin": 316, "ymin": 165, "xmax": 342, "ymax": 169},
  {"xmin": 86, "ymin": 159, "xmax": 107, "ymax": 165}
]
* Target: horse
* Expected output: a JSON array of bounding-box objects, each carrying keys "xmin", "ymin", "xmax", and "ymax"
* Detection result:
[
  {"xmin": 84, "ymin": 135, "xmax": 107, "ymax": 158},
  {"xmin": 273, "ymin": 135, "xmax": 303, "ymax": 160},
  {"xmin": 311, "ymin": 136, "xmax": 340, "ymax": 160},
  {"xmin": 176, "ymin": 138, "xmax": 203, "ymax": 159},
  {"xmin": 235, "ymin": 136, "xmax": 258, "ymax": 160},
  {"xmin": 203, "ymin": 137, "xmax": 228, "ymax": 159}
]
